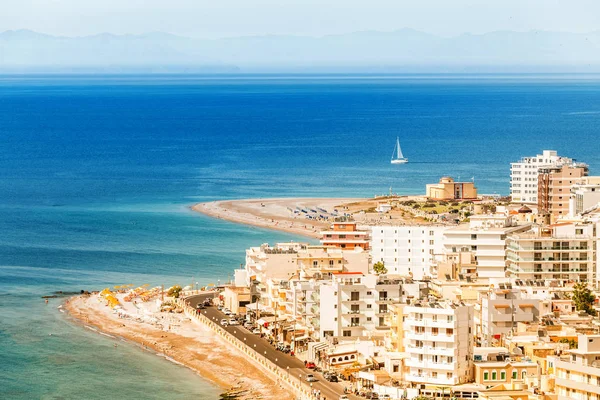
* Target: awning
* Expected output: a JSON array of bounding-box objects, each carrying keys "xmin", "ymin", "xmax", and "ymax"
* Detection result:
[
  {"xmin": 293, "ymin": 335, "xmax": 309, "ymax": 341},
  {"xmin": 494, "ymin": 304, "xmax": 510, "ymax": 309},
  {"xmin": 519, "ymin": 304, "xmax": 534, "ymax": 308},
  {"xmin": 256, "ymin": 317, "xmax": 277, "ymax": 325}
]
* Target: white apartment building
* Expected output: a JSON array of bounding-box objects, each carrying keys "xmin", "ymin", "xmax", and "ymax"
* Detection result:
[
  {"xmin": 569, "ymin": 176, "xmax": 600, "ymax": 217},
  {"xmin": 370, "ymin": 226, "xmax": 447, "ymax": 280},
  {"xmin": 506, "ymin": 223, "xmax": 596, "ymax": 285},
  {"xmin": 443, "ymin": 215, "xmax": 531, "ymax": 282},
  {"xmin": 550, "ymin": 334, "xmax": 600, "ymax": 400},
  {"xmin": 404, "ymin": 301, "xmax": 474, "ymax": 386},
  {"xmin": 479, "ymin": 287, "xmax": 540, "ymax": 346},
  {"xmin": 317, "ymin": 273, "xmax": 404, "ymax": 339},
  {"xmin": 510, "ymin": 150, "xmax": 574, "ymax": 204}
]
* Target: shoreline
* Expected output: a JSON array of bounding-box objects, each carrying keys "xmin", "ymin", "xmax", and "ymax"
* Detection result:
[
  {"xmin": 64, "ymin": 294, "xmax": 293, "ymax": 399},
  {"xmin": 191, "ymin": 197, "xmax": 367, "ymax": 239}
]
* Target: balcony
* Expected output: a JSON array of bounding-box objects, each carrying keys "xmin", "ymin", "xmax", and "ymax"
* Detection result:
[
  {"xmin": 375, "ymin": 325, "xmax": 390, "ymax": 330},
  {"xmin": 376, "ymin": 297, "xmax": 399, "ymax": 304},
  {"xmin": 343, "ymin": 310, "xmax": 363, "ymax": 315},
  {"xmin": 342, "ymin": 323, "xmax": 365, "ymax": 329},
  {"xmin": 341, "ymin": 298, "xmax": 364, "ymax": 303}
]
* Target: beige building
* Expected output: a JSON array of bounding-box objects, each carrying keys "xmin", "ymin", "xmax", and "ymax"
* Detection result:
[
  {"xmin": 222, "ymin": 285, "xmax": 252, "ymax": 314},
  {"xmin": 550, "ymin": 334, "xmax": 600, "ymax": 400},
  {"xmin": 538, "ymin": 163, "xmax": 588, "ymax": 223},
  {"xmin": 474, "ymin": 360, "xmax": 539, "ymax": 386},
  {"xmin": 426, "ymin": 176, "xmax": 477, "ymax": 200}
]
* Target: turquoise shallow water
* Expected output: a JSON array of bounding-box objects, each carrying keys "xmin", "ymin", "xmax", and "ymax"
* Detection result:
[{"xmin": 1, "ymin": 74, "xmax": 600, "ymax": 399}]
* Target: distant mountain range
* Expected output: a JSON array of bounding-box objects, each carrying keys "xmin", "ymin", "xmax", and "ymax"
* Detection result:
[{"xmin": 2, "ymin": 28, "xmax": 600, "ymax": 73}]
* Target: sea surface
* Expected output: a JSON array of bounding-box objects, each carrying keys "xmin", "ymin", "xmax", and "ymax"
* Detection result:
[{"xmin": 1, "ymin": 74, "xmax": 600, "ymax": 399}]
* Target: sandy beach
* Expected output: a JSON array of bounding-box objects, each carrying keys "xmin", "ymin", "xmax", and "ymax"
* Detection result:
[
  {"xmin": 192, "ymin": 198, "xmax": 369, "ymax": 238},
  {"xmin": 65, "ymin": 293, "xmax": 293, "ymax": 399}
]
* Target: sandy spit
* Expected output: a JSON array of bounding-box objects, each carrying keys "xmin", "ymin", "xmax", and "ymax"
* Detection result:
[{"xmin": 192, "ymin": 198, "xmax": 365, "ymax": 239}]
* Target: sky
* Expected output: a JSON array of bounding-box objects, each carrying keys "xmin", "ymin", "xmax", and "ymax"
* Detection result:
[{"xmin": 2, "ymin": 0, "xmax": 600, "ymax": 38}]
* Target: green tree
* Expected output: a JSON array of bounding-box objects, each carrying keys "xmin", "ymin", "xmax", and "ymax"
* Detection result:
[
  {"xmin": 571, "ymin": 282, "xmax": 597, "ymax": 316},
  {"xmin": 167, "ymin": 285, "xmax": 183, "ymax": 299},
  {"xmin": 373, "ymin": 261, "xmax": 387, "ymax": 275}
]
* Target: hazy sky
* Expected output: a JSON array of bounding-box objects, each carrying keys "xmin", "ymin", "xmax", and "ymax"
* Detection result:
[{"xmin": 3, "ymin": 0, "xmax": 600, "ymax": 38}]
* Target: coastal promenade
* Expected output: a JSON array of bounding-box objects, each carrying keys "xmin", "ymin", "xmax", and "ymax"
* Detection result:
[{"xmin": 182, "ymin": 293, "xmax": 356, "ymax": 400}]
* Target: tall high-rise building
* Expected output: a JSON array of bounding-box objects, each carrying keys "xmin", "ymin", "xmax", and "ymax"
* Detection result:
[
  {"xmin": 510, "ymin": 150, "xmax": 574, "ymax": 204},
  {"xmin": 538, "ymin": 163, "xmax": 588, "ymax": 222}
]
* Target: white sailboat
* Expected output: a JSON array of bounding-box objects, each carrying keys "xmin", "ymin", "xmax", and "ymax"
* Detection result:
[{"xmin": 391, "ymin": 137, "xmax": 408, "ymax": 164}]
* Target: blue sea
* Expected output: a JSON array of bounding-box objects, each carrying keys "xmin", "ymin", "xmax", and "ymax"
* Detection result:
[{"xmin": 1, "ymin": 74, "xmax": 600, "ymax": 399}]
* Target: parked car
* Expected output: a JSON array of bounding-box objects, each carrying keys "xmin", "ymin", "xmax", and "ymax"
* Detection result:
[
  {"xmin": 217, "ymin": 304, "xmax": 223, "ymax": 310},
  {"xmin": 244, "ymin": 322, "xmax": 254, "ymax": 330},
  {"xmin": 339, "ymin": 396, "xmax": 349, "ymax": 400},
  {"xmin": 196, "ymin": 304, "xmax": 205, "ymax": 310},
  {"xmin": 223, "ymin": 309, "xmax": 232, "ymax": 315},
  {"xmin": 228, "ymin": 318, "xmax": 239, "ymax": 325},
  {"xmin": 252, "ymin": 328, "xmax": 261, "ymax": 335},
  {"xmin": 220, "ymin": 319, "xmax": 228, "ymax": 326},
  {"xmin": 305, "ymin": 374, "xmax": 316, "ymax": 382},
  {"xmin": 305, "ymin": 361, "xmax": 316, "ymax": 369},
  {"xmin": 203, "ymin": 299, "xmax": 212, "ymax": 306},
  {"xmin": 325, "ymin": 374, "xmax": 338, "ymax": 382},
  {"xmin": 379, "ymin": 395, "xmax": 391, "ymax": 400}
]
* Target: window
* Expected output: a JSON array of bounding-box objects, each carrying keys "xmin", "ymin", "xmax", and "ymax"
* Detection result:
[
  {"xmin": 501, "ymin": 371, "xmax": 506, "ymax": 380},
  {"xmin": 366, "ymin": 291, "xmax": 372, "ymax": 295},
  {"xmin": 432, "ymin": 327, "xmax": 439, "ymax": 335},
  {"xmin": 329, "ymin": 260, "xmax": 334, "ymax": 266},
  {"xmin": 522, "ymin": 370, "xmax": 526, "ymax": 379},
  {"xmin": 484, "ymin": 372, "xmax": 489, "ymax": 381},
  {"xmin": 432, "ymin": 355, "xmax": 438, "ymax": 363},
  {"xmin": 446, "ymin": 328, "xmax": 454, "ymax": 335},
  {"xmin": 431, "ymin": 371, "xmax": 438, "ymax": 378},
  {"xmin": 447, "ymin": 372, "xmax": 453, "ymax": 380},
  {"xmin": 447, "ymin": 316, "xmax": 453, "ymax": 322},
  {"xmin": 512, "ymin": 371, "xmax": 517, "ymax": 380},
  {"xmin": 492, "ymin": 371, "xmax": 497, "ymax": 380},
  {"xmin": 313, "ymin": 261, "xmax": 318, "ymax": 267},
  {"xmin": 447, "ymin": 356, "xmax": 453, "ymax": 363},
  {"xmin": 471, "ymin": 234, "xmax": 477, "ymax": 240},
  {"xmin": 343, "ymin": 330, "xmax": 351, "ymax": 337}
]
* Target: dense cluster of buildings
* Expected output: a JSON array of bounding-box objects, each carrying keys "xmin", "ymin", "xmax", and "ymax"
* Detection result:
[{"xmin": 220, "ymin": 150, "xmax": 600, "ymax": 400}]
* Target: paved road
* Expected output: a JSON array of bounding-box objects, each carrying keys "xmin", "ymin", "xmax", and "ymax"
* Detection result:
[{"xmin": 185, "ymin": 293, "xmax": 358, "ymax": 400}]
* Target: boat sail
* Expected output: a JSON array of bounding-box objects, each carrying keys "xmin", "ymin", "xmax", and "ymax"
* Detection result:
[{"xmin": 391, "ymin": 137, "xmax": 408, "ymax": 164}]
